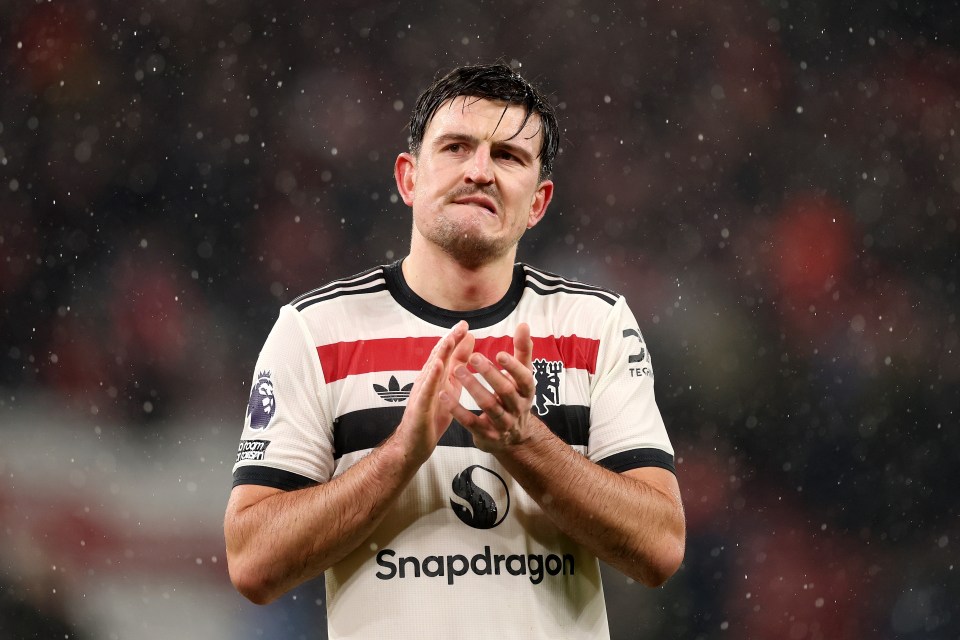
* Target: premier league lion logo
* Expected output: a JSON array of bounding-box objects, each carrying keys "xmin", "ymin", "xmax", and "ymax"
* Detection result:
[{"xmin": 246, "ymin": 371, "xmax": 276, "ymax": 430}]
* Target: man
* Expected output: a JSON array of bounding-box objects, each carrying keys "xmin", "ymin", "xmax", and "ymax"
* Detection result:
[{"xmin": 225, "ymin": 63, "xmax": 685, "ymax": 639}]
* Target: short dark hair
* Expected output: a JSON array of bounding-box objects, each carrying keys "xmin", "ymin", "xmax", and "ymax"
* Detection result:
[{"xmin": 408, "ymin": 63, "xmax": 560, "ymax": 181}]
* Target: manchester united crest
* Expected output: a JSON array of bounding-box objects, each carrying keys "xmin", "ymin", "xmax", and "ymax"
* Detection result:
[{"xmin": 532, "ymin": 358, "xmax": 563, "ymax": 416}]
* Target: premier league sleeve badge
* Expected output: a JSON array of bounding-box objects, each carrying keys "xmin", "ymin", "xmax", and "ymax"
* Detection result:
[{"xmin": 246, "ymin": 370, "xmax": 277, "ymax": 430}]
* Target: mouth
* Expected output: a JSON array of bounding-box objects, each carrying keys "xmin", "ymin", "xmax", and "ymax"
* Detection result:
[{"xmin": 452, "ymin": 195, "xmax": 498, "ymax": 217}]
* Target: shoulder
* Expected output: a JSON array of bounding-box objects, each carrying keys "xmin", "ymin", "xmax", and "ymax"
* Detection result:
[
  {"xmin": 287, "ymin": 264, "xmax": 390, "ymax": 313},
  {"xmin": 519, "ymin": 263, "xmax": 622, "ymax": 307}
]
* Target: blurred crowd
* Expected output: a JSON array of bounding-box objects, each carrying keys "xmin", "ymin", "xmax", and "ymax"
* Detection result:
[{"xmin": 2, "ymin": 0, "xmax": 958, "ymax": 638}]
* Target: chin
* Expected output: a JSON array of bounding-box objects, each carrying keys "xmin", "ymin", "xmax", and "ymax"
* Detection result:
[{"xmin": 421, "ymin": 212, "xmax": 518, "ymax": 266}]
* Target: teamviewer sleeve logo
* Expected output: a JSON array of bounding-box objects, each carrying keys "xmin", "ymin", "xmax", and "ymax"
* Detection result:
[{"xmin": 246, "ymin": 370, "xmax": 276, "ymax": 430}]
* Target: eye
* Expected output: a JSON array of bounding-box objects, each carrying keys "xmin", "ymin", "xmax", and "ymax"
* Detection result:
[
  {"xmin": 444, "ymin": 143, "xmax": 463, "ymax": 153},
  {"xmin": 494, "ymin": 149, "xmax": 519, "ymax": 162}
]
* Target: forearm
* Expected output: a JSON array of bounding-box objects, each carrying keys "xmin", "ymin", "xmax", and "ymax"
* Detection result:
[
  {"xmin": 226, "ymin": 322, "xmax": 473, "ymax": 604},
  {"xmin": 225, "ymin": 435, "xmax": 420, "ymax": 603},
  {"xmin": 495, "ymin": 418, "xmax": 685, "ymax": 586}
]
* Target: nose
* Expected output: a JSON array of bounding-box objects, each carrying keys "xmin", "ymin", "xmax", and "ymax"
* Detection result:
[{"xmin": 464, "ymin": 145, "xmax": 494, "ymax": 185}]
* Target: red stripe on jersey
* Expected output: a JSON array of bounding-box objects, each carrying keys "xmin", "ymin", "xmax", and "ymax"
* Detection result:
[{"xmin": 316, "ymin": 335, "xmax": 599, "ymax": 383}]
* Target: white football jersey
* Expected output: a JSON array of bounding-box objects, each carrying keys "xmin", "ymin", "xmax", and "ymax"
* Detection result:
[{"xmin": 233, "ymin": 261, "xmax": 675, "ymax": 639}]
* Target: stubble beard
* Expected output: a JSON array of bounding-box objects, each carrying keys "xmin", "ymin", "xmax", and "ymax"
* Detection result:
[{"xmin": 425, "ymin": 210, "xmax": 518, "ymax": 270}]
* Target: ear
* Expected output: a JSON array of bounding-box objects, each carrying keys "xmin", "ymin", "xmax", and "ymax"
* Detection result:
[
  {"xmin": 526, "ymin": 179, "xmax": 554, "ymax": 229},
  {"xmin": 394, "ymin": 152, "xmax": 417, "ymax": 206}
]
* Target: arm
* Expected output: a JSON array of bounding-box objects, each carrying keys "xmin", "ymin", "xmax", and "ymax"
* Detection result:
[
  {"xmin": 225, "ymin": 321, "xmax": 473, "ymax": 604},
  {"xmin": 226, "ymin": 441, "xmax": 415, "ymax": 604},
  {"xmin": 483, "ymin": 420, "xmax": 684, "ymax": 586},
  {"xmin": 443, "ymin": 323, "xmax": 685, "ymax": 587}
]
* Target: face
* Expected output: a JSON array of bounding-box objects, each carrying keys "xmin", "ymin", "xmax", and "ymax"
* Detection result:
[{"xmin": 395, "ymin": 96, "xmax": 554, "ymax": 268}]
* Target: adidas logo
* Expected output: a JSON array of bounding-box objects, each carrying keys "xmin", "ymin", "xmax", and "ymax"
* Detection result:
[{"xmin": 374, "ymin": 376, "xmax": 414, "ymax": 403}]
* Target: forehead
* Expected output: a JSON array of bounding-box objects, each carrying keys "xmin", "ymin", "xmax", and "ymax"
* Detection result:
[{"xmin": 423, "ymin": 96, "xmax": 543, "ymax": 150}]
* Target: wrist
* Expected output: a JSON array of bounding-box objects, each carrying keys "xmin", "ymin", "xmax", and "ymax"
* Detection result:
[
  {"xmin": 383, "ymin": 422, "xmax": 432, "ymax": 470},
  {"xmin": 495, "ymin": 414, "xmax": 552, "ymax": 461}
]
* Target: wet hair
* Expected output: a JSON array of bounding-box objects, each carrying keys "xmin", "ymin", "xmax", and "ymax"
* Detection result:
[{"xmin": 408, "ymin": 63, "xmax": 560, "ymax": 181}]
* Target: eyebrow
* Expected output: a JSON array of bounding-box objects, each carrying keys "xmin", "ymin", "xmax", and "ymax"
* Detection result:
[{"xmin": 430, "ymin": 133, "xmax": 535, "ymax": 164}]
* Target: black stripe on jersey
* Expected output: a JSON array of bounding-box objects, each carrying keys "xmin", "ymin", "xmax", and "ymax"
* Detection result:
[
  {"xmin": 597, "ymin": 448, "xmax": 675, "ymax": 474},
  {"xmin": 233, "ymin": 465, "xmax": 318, "ymax": 491},
  {"xmin": 291, "ymin": 265, "xmax": 384, "ymax": 304},
  {"xmin": 332, "ymin": 405, "xmax": 591, "ymax": 458},
  {"xmin": 294, "ymin": 282, "xmax": 389, "ymax": 311},
  {"xmin": 524, "ymin": 281, "xmax": 619, "ymax": 306},
  {"xmin": 292, "ymin": 267, "xmax": 386, "ymax": 310},
  {"xmin": 523, "ymin": 266, "xmax": 620, "ymax": 303},
  {"xmin": 383, "ymin": 260, "xmax": 527, "ymax": 329},
  {"xmin": 523, "ymin": 265, "xmax": 619, "ymax": 295}
]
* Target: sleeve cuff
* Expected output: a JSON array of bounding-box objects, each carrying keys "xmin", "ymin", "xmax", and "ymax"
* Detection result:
[
  {"xmin": 232, "ymin": 465, "xmax": 318, "ymax": 491},
  {"xmin": 596, "ymin": 448, "xmax": 675, "ymax": 474}
]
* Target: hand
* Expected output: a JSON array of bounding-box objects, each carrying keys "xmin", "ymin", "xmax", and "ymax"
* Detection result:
[
  {"xmin": 395, "ymin": 321, "xmax": 474, "ymax": 462},
  {"xmin": 444, "ymin": 323, "xmax": 537, "ymax": 452}
]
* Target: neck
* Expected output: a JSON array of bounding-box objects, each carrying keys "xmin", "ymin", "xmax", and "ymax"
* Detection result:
[{"xmin": 402, "ymin": 235, "xmax": 518, "ymax": 311}]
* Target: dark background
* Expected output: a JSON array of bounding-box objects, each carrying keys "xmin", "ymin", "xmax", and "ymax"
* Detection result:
[{"xmin": 1, "ymin": 1, "xmax": 958, "ymax": 638}]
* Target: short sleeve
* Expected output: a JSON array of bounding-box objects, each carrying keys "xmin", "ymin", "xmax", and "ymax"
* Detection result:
[
  {"xmin": 587, "ymin": 297, "xmax": 675, "ymax": 474},
  {"xmin": 232, "ymin": 305, "xmax": 335, "ymax": 489}
]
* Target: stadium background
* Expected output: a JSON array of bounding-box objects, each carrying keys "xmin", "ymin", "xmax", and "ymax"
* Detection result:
[{"xmin": 1, "ymin": 1, "xmax": 958, "ymax": 638}]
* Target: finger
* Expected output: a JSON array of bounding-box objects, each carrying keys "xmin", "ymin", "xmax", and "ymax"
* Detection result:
[
  {"xmin": 421, "ymin": 339, "xmax": 452, "ymax": 392},
  {"xmin": 468, "ymin": 353, "xmax": 524, "ymax": 412},
  {"xmin": 412, "ymin": 358, "xmax": 445, "ymax": 409},
  {"xmin": 409, "ymin": 338, "xmax": 445, "ymax": 403},
  {"xmin": 440, "ymin": 392, "xmax": 482, "ymax": 428},
  {"xmin": 440, "ymin": 321, "xmax": 472, "ymax": 367},
  {"xmin": 454, "ymin": 363, "xmax": 507, "ymax": 419},
  {"xmin": 425, "ymin": 334, "xmax": 451, "ymax": 368},
  {"xmin": 437, "ymin": 389, "xmax": 455, "ymax": 417},
  {"xmin": 439, "ymin": 325, "xmax": 472, "ymax": 394},
  {"xmin": 446, "ymin": 399, "xmax": 500, "ymax": 446},
  {"xmin": 495, "ymin": 351, "xmax": 536, "ymax": 399},
  {"xmin": 424, "ymin": 323, "xmax": 467, "ymax": 386},
  {"xmin": 449, "ymin": 320, "xmax": 469, "ymax": 345},
  {"xmin": 513, "ymin": 323, "xmax": 533, "ymax": 369},
  {"xmin": 451, "ymin": 329, "xmax": 476, "ymax": 366}
]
